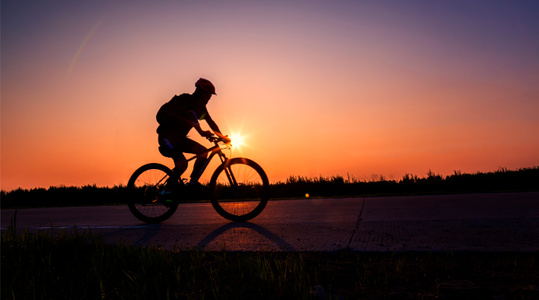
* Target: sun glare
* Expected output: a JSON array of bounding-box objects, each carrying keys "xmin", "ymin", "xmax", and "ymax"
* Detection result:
[{"xmin": 229, "ymin": 132, "xmax": 245, "ymax": 149}]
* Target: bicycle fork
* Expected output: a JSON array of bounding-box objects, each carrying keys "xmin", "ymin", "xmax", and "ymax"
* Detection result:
[{"xmin": 218, "ymin": 151, "xmax": 239, "ymax": 187}]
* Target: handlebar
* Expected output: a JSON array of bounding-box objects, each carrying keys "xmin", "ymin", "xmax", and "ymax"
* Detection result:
[{"xmin": 207, "ymin": 135, "xmax": 231, "ymax": 145}]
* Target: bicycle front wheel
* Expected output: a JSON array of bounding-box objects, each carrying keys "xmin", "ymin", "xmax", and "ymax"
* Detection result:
[
  {"xmin": 209, "ymin": 158, "xmax": 269, "ymax": 222},
  {"xmin": 127, "ymin": 163, "xmax": 178, "ymax": 224}
]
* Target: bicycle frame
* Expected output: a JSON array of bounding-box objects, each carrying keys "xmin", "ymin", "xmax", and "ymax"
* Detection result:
[
  {"xmin": 127, "ymin": 136, "xmax": 269, "ymax": 222},
  {"xmin": 182, "ymin": 138, "xmax": 237, "ymax": 186}
]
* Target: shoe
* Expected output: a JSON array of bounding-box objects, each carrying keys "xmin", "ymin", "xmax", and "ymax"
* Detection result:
[
  {"xmin": 159, "ymin": 189, "xmax": 175, "ymax": 207},
  {"xmin": 159, "ymin": 180, "xmax": 181, "ymax": 206}
]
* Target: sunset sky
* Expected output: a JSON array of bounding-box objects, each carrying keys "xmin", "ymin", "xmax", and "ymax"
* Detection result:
[{"xmin": 2, "ymin": 0, "xmax": 538, "ymax": 191}]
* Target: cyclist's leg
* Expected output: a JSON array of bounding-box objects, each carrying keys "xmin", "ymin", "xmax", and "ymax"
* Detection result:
[
  {"xmin": 158, "ymin": 135, "xmax": 187, "ymax": 181},
  {"xmin": 159, "ymin": 135, "xmax": 208, "ymax": 184},
  {"xmin": 172, "ymin": 155, "xmax": 188, "ymax": 178},
  {"xmin": 180, "ymin": 138, "xmax": 208, "ymax": 185}
]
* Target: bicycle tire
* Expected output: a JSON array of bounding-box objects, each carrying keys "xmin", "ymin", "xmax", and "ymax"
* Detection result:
[
  {"xmin": 209, "ymin": 158, "xmax": 269, "ymax": 221},
  {"xmin": 127, "ymin": 163, "xmax": 179, "ymax": 224}
]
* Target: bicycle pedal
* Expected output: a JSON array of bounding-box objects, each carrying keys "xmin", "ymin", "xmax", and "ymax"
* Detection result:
[{"xmin": 162, "ymin": 198, "xmax": 175, "ymax": 207}]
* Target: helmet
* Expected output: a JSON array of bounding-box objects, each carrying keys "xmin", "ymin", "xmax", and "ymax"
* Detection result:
[{"xmin": 195, "ymin": 78, "xmax": 216, "ymax": 95}]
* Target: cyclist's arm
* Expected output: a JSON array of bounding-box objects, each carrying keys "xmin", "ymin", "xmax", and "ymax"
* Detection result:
[
  {"xmin": 186, "ymin": 111, "xmax": 211, "ymax": 137},
  {"xmin": 204, "ymin": 111, "xmax": 225, "ymax": 138},
  {"xmin": 193, "ymin": 122, "xmax": 212, "ymax": 138}
]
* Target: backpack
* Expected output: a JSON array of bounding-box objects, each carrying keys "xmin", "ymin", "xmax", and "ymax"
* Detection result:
[{"xmin": 156, "ymin": 93, "xmax": 192, "ymax": 126}]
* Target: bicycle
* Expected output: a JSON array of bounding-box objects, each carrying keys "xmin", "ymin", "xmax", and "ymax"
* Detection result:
[{"xmin": 127, "ymin": 136, "xmax": 269, "ymax": 223}]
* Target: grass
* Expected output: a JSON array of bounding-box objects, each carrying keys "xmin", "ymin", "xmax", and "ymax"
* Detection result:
[{"xmin": 2, "ymin": 220, "xmax": 538, "ymax": 300}]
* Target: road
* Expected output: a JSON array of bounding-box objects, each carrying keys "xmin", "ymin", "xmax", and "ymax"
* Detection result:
[{"xmin": 2, "ymin": 192, "xmax": 538, "ymax": 252}]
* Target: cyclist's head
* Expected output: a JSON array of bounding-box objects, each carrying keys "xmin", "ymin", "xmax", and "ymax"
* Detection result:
[{"xmin": 195, "ymin": 78, "xmax": 216, "ymax": 95}]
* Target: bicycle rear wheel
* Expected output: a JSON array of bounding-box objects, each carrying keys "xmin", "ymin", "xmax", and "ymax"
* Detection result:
[
  {"xmin": 127, "ymin": 163, "xmax": 179, "ymax": 224},
  {"xmin": 209, "ymin": 158, "xmax": 269, "ymax": 222}
]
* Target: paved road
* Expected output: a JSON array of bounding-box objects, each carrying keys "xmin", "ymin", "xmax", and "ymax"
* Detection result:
[{"xmin": 2, "ymin": 192, "xmax": 538, "ymax": 252}]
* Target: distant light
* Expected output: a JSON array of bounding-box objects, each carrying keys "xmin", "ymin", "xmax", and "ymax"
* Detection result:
[{"xmin": 305, "ymin": 193, "xmax": 310, "ymax": 198}]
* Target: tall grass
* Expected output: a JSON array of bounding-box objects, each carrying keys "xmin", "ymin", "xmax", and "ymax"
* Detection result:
[
  {"xmin": 2, "ymin": 225, "xmax": 313, "ymax": 299},
  {"xmin": 2, "ymin": 222, "xmax": 538, "ymax": 299},
  {"xmin": 1, "ymin": 184, "xmax": 128, "ymax": 209},
  {"xmin": 2, "ymin": 166, "xmax": 538, "ymax": 208},
  {"xmin": 270, "ymin": 166, "xmax": 539, "ymax": 199}
]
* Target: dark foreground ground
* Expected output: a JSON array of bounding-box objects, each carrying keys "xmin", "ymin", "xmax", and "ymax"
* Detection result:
[
  {"xmin": 2, "ymin": 192, "xmax": 538, "ymax": 299},
  {"xmin": 2, "ymin": 228, "xmax": 538, "ymax": 300}
]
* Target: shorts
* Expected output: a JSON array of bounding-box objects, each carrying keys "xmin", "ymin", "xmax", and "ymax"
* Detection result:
[{"xmin": 158, "ymin": 136, "xmax": 206, "ymax": 159}]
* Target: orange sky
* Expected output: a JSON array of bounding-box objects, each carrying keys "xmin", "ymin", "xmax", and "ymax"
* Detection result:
[{"xmin": 2, "ymin": 0, "xmax": 538, "ymax": 191}]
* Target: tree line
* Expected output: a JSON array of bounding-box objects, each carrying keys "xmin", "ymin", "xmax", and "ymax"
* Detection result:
[{"xmin": 2, "ymin": 167, "xmax": 538, "ymax": 209}]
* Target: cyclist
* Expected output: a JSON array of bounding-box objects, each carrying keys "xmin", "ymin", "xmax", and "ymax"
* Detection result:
[{"xmin": 156, "ymin": 78, "xmax": 229, "ymax": 188}]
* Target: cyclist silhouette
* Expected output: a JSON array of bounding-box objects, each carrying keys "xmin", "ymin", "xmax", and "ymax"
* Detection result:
[{"xmin": 156, "ymin": 78, "xmax": 229, "ymax": 187}]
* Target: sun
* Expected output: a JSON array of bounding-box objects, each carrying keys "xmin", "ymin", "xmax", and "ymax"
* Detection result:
[{"xmin": 229, "ymin": 132, "xmax": 245, "ymax": 149}]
